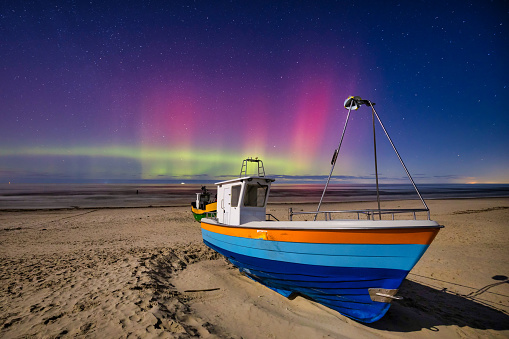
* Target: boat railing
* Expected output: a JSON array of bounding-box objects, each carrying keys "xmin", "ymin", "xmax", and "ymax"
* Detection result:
[
  {"xmin": 288, "ymin": 208, "xmax": 430, "ymax": 221},
  {"xmin": 203, "ymin": 212, "xmax": 216, "ymax": 218},
  {"xmin": 266, "ymin": 213, "xmax": 280, "ymax": 221},
  {"xmin": 240, "ymin": 157, "xmax": 266, "ymax": 177}
]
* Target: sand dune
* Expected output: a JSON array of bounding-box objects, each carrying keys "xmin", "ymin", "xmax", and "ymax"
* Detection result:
[{"xmin": 0, "ymin": 199, "xmax": 508, "ymax": 338}]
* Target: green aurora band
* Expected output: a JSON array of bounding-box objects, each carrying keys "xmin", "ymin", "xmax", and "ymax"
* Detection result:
[{"xmin": 0, "ymin": 146, "xmax": 312, "ymax": 180}]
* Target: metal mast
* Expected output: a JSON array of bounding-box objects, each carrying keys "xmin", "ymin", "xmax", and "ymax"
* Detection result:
[
  {"xmin": 315, "ymin": 98, "xmax": 356, "ymax": 220},
  {"xmin": 315, "ymin": 96, "xmax": 428, "ymax": 220}
]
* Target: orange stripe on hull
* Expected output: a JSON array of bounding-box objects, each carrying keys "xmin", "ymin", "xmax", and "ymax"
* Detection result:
[{"xmin": 201, "ymin": 222, "xmax": 439, "ymax": 245}]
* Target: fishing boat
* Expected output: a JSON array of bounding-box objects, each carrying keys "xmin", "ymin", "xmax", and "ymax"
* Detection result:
[
  {"xmin": 200, "ymin": 96, "xmax": 443, "ymax": 323},
  {"xmin": 191, "ymin": 186, "xmax": 217, "ymax": 222}
]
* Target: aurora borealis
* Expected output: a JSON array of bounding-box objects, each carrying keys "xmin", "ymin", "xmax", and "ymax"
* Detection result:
[{"xmin": 1, "ymin": 1, "xmax": 508, "ymax": 183}]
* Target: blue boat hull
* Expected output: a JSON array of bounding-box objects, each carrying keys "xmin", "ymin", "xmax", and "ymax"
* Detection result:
[{"xmin": 203, "ymin": 238, "xmax": 409, "ymax": 323}]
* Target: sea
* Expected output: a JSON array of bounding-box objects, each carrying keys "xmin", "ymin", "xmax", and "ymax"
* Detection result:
[{"xmin": 0, "ymin": 183, "xmax": 508, "ymax": 210}]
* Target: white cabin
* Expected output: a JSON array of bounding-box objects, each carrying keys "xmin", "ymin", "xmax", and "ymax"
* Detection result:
[{"xmin": 216, "ymin": 176, "xmax": 275, "ymax": 225}]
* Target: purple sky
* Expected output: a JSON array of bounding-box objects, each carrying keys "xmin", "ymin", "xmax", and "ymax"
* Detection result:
[{"xmin": 1, "ymin": 1, "xmax": 508, "ymax": 183}]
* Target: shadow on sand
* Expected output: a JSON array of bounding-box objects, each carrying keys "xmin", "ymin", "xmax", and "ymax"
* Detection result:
[{"xmin": 369, "ymin": 278, "xmax": 509, "ymax": 332}]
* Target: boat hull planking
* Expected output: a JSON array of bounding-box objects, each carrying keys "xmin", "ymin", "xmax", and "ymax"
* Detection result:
[{"xmin": 201, "ymin": 219, "xmax": 440, "ymax": 323}]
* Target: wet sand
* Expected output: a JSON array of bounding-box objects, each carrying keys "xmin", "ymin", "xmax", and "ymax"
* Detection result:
[{"xmin": 0, "ymin": 198, "xmax": 508, "ymax": 338}]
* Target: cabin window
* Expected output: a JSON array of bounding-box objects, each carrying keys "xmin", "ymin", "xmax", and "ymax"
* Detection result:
[
  {"xmin": 243, "ymin": 184, "xmax": 268, "ymax": 207},
  {"xmin": 231, "ymin": 185, "xmax": 241, "ymax": 207}
]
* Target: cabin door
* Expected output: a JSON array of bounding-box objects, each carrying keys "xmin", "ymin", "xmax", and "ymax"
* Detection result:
[{"xmin": 222, "ymin": 186, "xmax": 231, "ymax": 224}]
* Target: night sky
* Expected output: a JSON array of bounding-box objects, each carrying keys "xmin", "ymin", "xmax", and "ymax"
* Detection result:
[{"xmin": 1, "ymin": 1, "xmax": 508, "ymax": 184}]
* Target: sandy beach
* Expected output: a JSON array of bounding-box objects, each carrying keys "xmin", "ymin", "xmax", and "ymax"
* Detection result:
[{"xmin": 1, "ymin": 198, "xmax": 508, "ymax": 338}]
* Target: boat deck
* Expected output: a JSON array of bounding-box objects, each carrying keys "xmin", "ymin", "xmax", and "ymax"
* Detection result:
[{"xmin": 202, "ymin": 217, "xmax": 442, "ymax": 230}]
